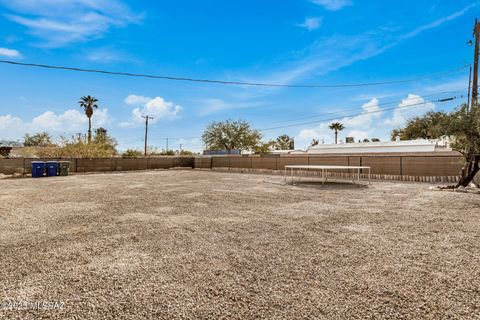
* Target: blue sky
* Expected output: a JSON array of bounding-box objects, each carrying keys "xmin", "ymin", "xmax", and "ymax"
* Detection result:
[{"xmin": 0, "ymin": 0, "xmax": 477, "ymax": 151}]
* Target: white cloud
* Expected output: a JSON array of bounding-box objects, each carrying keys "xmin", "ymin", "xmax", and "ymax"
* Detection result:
[
  {"xmin": 385, "ymin": 94, "xmax": 435, "ymax": 127},
  {"xmin": 0, "ymin": 108, "xmax": 110, "ymax": 140},
  {"xmin": 124, "ymin": 94, "xmax": 151, "ymax": 106},
  {"xmin": 1, "ymin": 0, "xmax": 142, "ymax": 47},
  {"xmin": 0, "ymin": 47, "xmax": 21, "ymax": 58},
  {"xmin": 297, "ymin": 17, "xmax": 322, "ymax": 31},
  {"xmin": 399, "ymin": 3, "xmax": 477, "ymax": 41},
  {"xmin": 296, "ymin": 123, "xmax": 335, "ymax": 145},
  {"xmin": 123, "ymin": 95, "xmax": 182, "ymax": 126},
  {"xmin": 311, "ymin": 0, "xmax": 352, "ymax": 11},
  {"xmin": 292, "ymin": 92, "xmax": 443, "ymax": 149},
  {"xmin": 343, "ymin": 98, "xmax": 381, "ymax": 128},
  {"xmin": 0, "ymin": 115, "xmax": 22, "ymax": 130},
  {"xmin": 294, "ymin": 97, "xmax": 389, "ymax": 147},
  {"xmin": 30, "ymin": 109, "xmax": 108, "ymax": 131},
  {"xmin": 298, "ymin": 128, "xmax": 319, "ymax": 140}
]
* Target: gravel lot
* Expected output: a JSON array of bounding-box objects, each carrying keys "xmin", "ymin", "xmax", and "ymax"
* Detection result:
[{"xmin": 0, "ymin": 170, "xmax": 479, "ymax": 319}]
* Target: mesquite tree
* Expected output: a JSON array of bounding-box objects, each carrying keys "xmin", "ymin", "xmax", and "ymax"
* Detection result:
[
  {"xmin": 202, "ymin": 119, "xmax": 263, "ymax": 153},
  {"xmin": 391, "ymin": 104, "xmax": 479, "ymax": 187},
  {"xmin": 446, "ymin": 104, "xmax": 480, "ymax": 187}
]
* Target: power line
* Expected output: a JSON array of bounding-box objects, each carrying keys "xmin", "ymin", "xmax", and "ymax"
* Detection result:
[
  {"xmin": 128, "ymin": 95, "xmax": 464, "ymax": 142},
  {"xmin": 0, "ymin": 59, "xmax": 469, "ymax": 89},
  {"xmin": 272, "ymin": 89, "xmax": 468, "ymax": 124},
  {"xmin": 259, "ymin": 95, "xmax": 464, "ymax": 131},
  {"xmin": 133, "ymin": 95, "xmax": 464, "ymax": 140}
]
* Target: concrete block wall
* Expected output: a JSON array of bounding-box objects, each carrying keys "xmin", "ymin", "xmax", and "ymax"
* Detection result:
[
  {"xmin": 199, "ymin": 153, "xmax": 466, "ymax": 182},
  {"xmin": 0, "ymin": 157, "xmax": 195, "ymax": 175},
  {"xmin": 0, "ymin": 154, "xmax": 469, "ymax": 182}
]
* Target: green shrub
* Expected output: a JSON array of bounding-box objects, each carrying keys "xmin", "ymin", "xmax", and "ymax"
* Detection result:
[{"xmin": 122, "ymin": 149, "xmax": 143, "ymax": 158}]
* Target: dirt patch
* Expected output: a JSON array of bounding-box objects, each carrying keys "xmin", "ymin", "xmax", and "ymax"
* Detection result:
[{"xmin": 0, "ymin": 170, "xmax": 479, "ymax": 319}]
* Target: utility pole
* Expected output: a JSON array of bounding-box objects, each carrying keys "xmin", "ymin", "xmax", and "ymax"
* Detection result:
[
  {"xmin": 468, "ymin": 64, "xmax": 472, "ymax": 112},
  {"xmin": 179, "ymin": 144, "xmax": 182, "ymax": 153},
  {"xmin": 142, "ymin": 115, "xmax": 154, "ymax": 157},
  {"xmin": 472, "ymin": 18, "xmax": 480, "ymax": 108},
  {"xmin": 166, "ymin": 138, "xmax": 169, "ymax": 153}
]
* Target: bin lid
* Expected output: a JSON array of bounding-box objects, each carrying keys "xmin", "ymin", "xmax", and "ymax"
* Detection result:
[{"xmin": 31, "ymin": 161, "xmax": 45, "ymax": 164}]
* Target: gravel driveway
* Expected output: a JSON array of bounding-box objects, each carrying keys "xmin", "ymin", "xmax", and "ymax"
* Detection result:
[{"xmin": 0, "ymin": 170, "xmax": 479, "ymax": 319}]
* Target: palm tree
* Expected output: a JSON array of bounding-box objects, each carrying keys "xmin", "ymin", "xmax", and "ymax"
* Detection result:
[
  {"xmin": 79, "ymin": 96, "xmax": 99, "ymax": 144},
  {"xmin": 329, "ymin": 122, "xmax": 345, "ymax": 144}
]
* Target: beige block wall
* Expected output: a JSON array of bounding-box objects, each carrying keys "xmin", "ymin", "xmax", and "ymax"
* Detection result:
[
  {"xmin": 116, "ymin": 159, "xmax": 148, "ymax": 171},
  {"xmin": 402, "ymin": 156, "xmax": 463, "ymax": 176},
  {"xmin": 277, "ymin": 157, "xmax": 309, "ymax": 170},
  {"xmin": 76, "ymin": 159, "xmax": 116, "ymax": 172},
  {"xmin": 0, "ymin": 159, "xmax": 24, "ymax": 174},
  {"xmin": 195, "ymin": 157, "xmax": 212, "ymax": 169},
  {"xmin": 250, "ymin": 157, "xmax": 277, "ymax": 170},
  {"xmin": 149, "ymin": 157, "xmax": 175, "ymax": 169},
  {"xmin": 361, "ymin": 156, "xmax": 401, "ymax": 175},
  {"xmin": 230, "ymin": 157, "xmax": 251, "ymax": 169},
  {"xmin": 212, "ymin": 157, "xmax": 230, "ymax": 168}
]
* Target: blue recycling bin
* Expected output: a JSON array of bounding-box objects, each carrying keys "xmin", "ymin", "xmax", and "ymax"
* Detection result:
[
  {"xmin": 31, "ymin": 161, "xmax": 45, "ymax": 178},
  {"xmin": 46, "ymin": 161, "xmax": 58, "ymax": 177}
]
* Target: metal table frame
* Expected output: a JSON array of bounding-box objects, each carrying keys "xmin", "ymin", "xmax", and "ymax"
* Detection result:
[{"xmin": 284, "ymin": 165, "xmax": 371, "ymax": 185}]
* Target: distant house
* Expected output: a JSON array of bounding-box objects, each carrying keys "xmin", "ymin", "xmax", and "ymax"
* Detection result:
[
  {"xmin": 203, "ymin": 149, "xmax": 241, "ymax": 155},
  {"xmin": 306, "ymin": 139, "xmax": 448, "ymax": 154},
  {"xmin": 269, "ymin": 149, "xmax": 307, "ymax": 155}
]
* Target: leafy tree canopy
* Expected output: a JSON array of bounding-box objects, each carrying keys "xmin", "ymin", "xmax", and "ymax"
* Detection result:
[
  {"xmin": 393, "ymin": 105, "xmax": 480, "ymax": 187},
  {"xmin": 23, "ymin": 132, "xmax": 54, "ymax": 147},
  {"xmin": 274, "ymin": 134, "xmax": 295, "ymax": 150},
  {"xmin": 202, "ymin": 120, "xmax": 263, "ymax": 152},
  {"xmin": 390, "ymin": 111, "xmax": 450, "ymax": 141}
]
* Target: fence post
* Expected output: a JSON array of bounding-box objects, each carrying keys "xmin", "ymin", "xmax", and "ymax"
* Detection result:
[{"xmin": 400, "ymin": 156, "xmax": 403, "ymax": 176}]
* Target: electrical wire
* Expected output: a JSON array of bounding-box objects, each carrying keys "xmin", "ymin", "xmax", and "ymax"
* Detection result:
[
  {"xmin": 272, "ymin": 88, "xmax": 468, "ymax": 124},
  {"xmin": 259, "ymin": 95, "xmax": 464, "ymax": 132},
  {"xmin": 0, "ymin": 59, "xmax": 470, "ymax": 89},
  {"xmin": 130, "ymin": 95, "xmax": 464, "ymax": 142}
]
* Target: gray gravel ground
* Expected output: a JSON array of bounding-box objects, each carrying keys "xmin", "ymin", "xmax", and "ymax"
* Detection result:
[{"xmin": 0, "ymin": 170, "xmax": 479, "ymax": 319}]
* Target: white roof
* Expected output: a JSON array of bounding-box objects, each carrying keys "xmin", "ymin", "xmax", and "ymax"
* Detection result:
[{"xmin": 307, "ymin": 139, "xmax": 436, "ymax": 154}]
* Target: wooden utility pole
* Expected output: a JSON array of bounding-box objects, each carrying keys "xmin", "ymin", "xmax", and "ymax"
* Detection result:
[
  {"xmin": 467, "ymin": 65, "xmax": 472, "ymax": 112},
  {"xmin": 142, "ymin": 115, "xmax": 154, "ymax": 156},
  {"xmin": 472, "ymin": 19, "xmax": 480, "ymax": 108}
]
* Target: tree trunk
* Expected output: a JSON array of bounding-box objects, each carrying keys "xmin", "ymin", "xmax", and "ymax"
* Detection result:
[
  {"xmin": 335, "ymin": 131, "xmax": 338, "ymax": 144},
  {"xmin": 456, "ymin": 155, "xmax": 480, "ymax": 187},
  {"xmin": 88, "ymin": 117, "xmax": 92, "ymax": 144}
]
